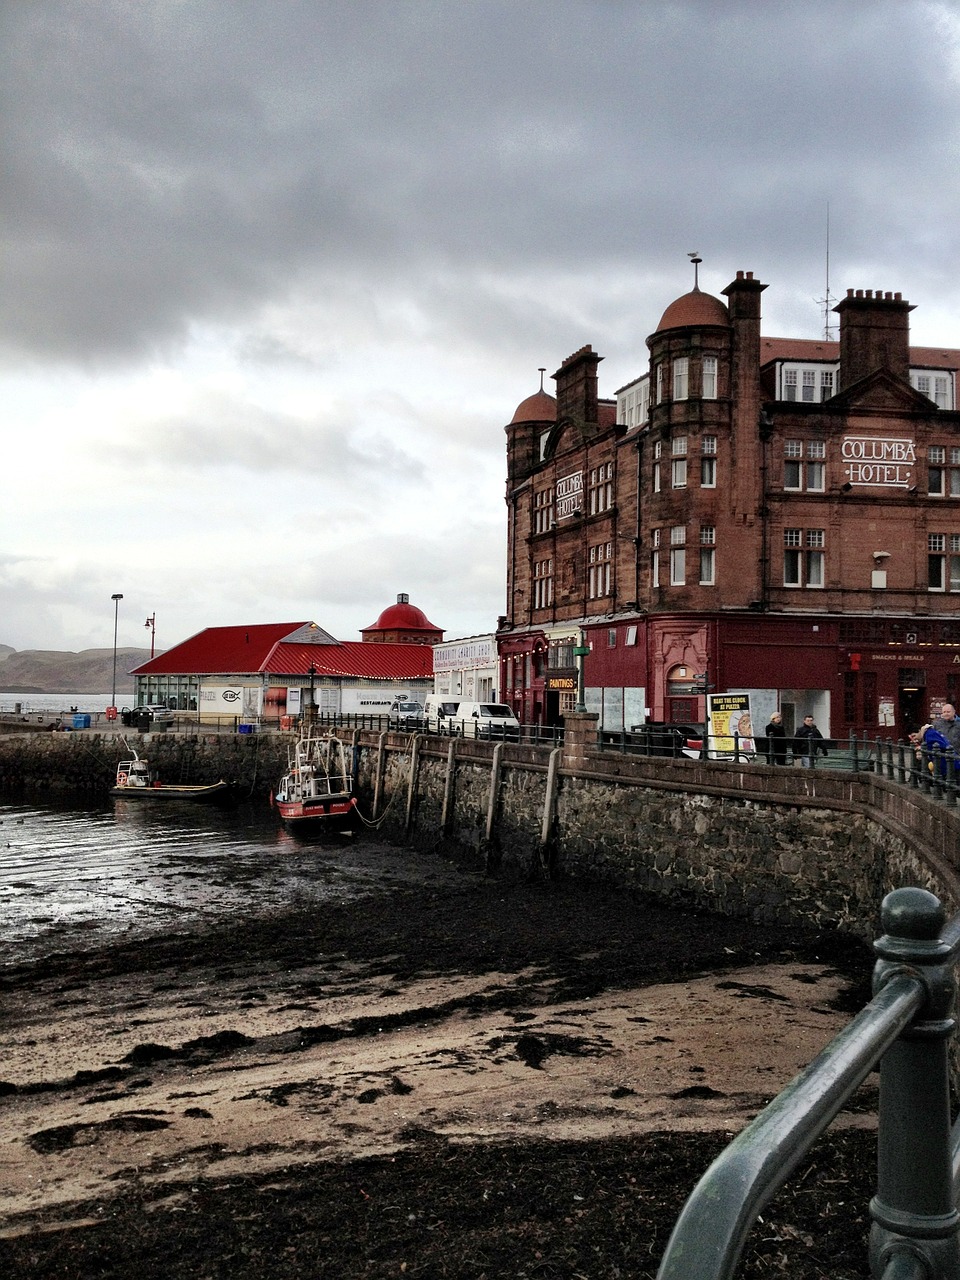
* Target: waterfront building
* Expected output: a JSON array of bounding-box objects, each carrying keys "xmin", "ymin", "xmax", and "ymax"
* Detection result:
[
  {"xmin": 501, "ymin": 270, "xmax": 960, "ymax": 739},
  {"xmin": 432, "ymin": 634, "xmax": 498, "ymax": 701},
  {"xmin": 132, "ymin": 595, "xmax": 440, "ymax": 722}
]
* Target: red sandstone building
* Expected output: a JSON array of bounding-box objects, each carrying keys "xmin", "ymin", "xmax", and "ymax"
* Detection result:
[{"xmin": 500, "ymin": 269, "xmax": 960, "ymax": 740}]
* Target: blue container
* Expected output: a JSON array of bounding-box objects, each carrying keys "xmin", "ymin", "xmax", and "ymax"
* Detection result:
[
  {"xmin": 73, "ymin": 714, "xmax": 91, "ymax": 730},
  {"xmin": 238, "ymin": 723, "xmax": 254, "ymax": 735}
]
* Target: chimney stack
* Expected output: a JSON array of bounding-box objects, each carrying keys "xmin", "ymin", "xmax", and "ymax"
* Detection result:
[
  {"xmin": 553, "ymin": 345, "xmax": 602, "ymax": 428},
  {"xmin": 834, "ymin": 289, "xmax": 914, "ymax": 391}
]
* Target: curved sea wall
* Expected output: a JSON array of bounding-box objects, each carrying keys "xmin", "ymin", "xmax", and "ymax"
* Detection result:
[{"xmin": 0, "ymin": 718, "xmax": 958, "ymax": 940}]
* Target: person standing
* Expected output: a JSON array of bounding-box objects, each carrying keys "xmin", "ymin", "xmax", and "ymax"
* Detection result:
[
  {"xmin": 764, "ymin": 712, "xmax": 788, "ymax": 764},
  {"xmin": 932, "ymin": 702, "xmax": 960, "ymax": 754},
  {"xmin": 794, "ymin": 715, "xmax": 828, "ymax": 767}
]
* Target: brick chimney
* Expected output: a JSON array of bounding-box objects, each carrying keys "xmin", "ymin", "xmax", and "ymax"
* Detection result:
[
  {"xmin": 553, "ymin": 345, "xmax": 602, "ymax": 427},
  {"xmin": 834, "ymin": 289, "xmax": 915, "ymax": 391}
]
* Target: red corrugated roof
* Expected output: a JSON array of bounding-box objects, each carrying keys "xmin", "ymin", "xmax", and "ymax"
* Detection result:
[
  {"xmin": 267, "ymin": 641, "xmax": 433, "ymax": 680},
  {"xmin": 132, "ymin": 623, "xmax": 315, "ymax": 675}
]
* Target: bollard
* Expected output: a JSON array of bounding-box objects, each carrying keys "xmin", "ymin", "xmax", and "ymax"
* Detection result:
[{"xmin": 870, "ymin": 888, "xmax": 960, "ymax": 1279}]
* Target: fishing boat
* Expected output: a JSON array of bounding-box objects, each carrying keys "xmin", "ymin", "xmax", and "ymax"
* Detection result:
[
  {"xmin": 110, "ymin": 752, "xmax": 235, "ymax": 803},
  {"xmin": 272, "ymin": 731, "xmax": 355, "ymax": 829}
]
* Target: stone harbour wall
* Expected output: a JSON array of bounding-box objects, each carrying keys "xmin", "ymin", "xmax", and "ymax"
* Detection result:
[{"xmin": 2, "ymin": 717, "xmax": 959, "ymax": 941}]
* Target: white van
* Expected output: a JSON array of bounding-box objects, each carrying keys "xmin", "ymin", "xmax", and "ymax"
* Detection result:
[
  {"xmin": 448, "ymin": 701, "xmax": 521, "ymax": 740},
  {"xmin": 423, "ymin": 695, "xmax": 463, "ymax": 734}
]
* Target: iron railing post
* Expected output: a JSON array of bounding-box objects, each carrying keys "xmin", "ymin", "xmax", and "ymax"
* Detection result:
[{"xmin": 870, "ymin": 887, "xmax": 960, "ymax": 1279}]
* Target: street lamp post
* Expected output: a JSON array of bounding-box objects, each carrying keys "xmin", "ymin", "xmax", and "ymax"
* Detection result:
[
  {"xmin": 110, "ymin": 593, "xmax": 123, "ymax": 712},
  {"xmin": 573, "ymin": 633, "xmax": 591, "ymax": 714},
  {"xmin": 144, "ymin": 613, "xmax": 156, "ymax": 660},
  {"xmin": 308, "ymin": 663, "xmax": 317, "ymax": 723}
]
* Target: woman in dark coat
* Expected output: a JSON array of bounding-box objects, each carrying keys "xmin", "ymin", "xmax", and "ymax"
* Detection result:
[{"xmin": 764, "ymin": 712, "xmax": 788, "ymax": 764}]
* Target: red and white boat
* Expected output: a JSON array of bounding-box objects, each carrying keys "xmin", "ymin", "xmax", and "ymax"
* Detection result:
[{"xmin": 272, "ymin": 731, "xmax": 355, "ymax": 829}]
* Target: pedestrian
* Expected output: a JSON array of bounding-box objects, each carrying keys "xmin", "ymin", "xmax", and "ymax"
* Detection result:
[
  {"xmin": 764, "ymin": 712, "xmax": 788, "ymax": 764},
  {"xmin": 794, "ymin": 714, "xmax": 828, "ymax": 767},
  {"xmin": 931, "ymin": 702, "xmax": 960, "ymax": 754}
]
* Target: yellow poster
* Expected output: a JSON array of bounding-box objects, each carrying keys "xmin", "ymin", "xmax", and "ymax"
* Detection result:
[{"xmin": 707, "ymin": 694, "xmax": 754, "ymax": 754}]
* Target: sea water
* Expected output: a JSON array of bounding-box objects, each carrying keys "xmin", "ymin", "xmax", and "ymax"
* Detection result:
[{"xmin": 0, "ymin": 692, "xmax": 116, "ymax": 715}]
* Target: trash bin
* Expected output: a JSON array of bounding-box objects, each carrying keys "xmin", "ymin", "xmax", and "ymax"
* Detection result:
[
  {"xmin": 73, "ymin": 714, "xmax": 91, "ymax": 730},
  {"xmin": 238, "ymin": 723, "xmax": 254, "ymax": 735}
]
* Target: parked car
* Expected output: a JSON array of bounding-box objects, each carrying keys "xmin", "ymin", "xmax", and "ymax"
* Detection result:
[
  {"xmin": 628, "ymin": 722, "xmax": 704, "ymax": 758},
  {"xmin": 451, "ymin": 702, "xmax": 522, "ymax": 740},
  {"xmin": 389, "ymin": 700, "xmax": 424, "ymax": 727},
  {"xmin": 120, "ymin": 704, "xmax": 174, "ymax": 727}
]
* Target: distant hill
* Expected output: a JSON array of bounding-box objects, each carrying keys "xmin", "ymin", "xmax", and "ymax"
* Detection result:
[{"xmin": 0, "ymin": 647, "xmax": 157, "ymax": 693}]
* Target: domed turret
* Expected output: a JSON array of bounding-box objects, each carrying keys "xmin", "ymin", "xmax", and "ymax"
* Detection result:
[
  {"xmin": 510, "ymin": 388, "xmax": 557, "ymax": 424},
  {"xmin": 361, "ymin": 594, "xmax": 443, "ymax": 645},
  {"xmin": 655, "ymin": 288, "xmax": 730, "ymax": 333}
]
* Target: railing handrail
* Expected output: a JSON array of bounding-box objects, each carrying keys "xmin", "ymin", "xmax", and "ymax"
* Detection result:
[
  {"xmin": 656, "ymin": 971, "xmax": 926, "ymax": 1278},
  {"xmin": 658, "ymin": 888, "xmax": 960, "ymax": 1279}
]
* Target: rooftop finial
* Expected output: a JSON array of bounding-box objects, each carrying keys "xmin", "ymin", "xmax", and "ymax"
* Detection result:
[
  {"xmin": 687, "ymin": 252, "xmax": 702, "ymax": 290},
  {"xmin": 538, "ymin": 367, "xmax": 546, "ymax": 392}
]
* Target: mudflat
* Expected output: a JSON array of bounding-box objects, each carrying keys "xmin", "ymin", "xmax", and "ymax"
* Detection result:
[{"xmin": 0, "ymin": 867, "xmax": 877, "ymax": 1278}]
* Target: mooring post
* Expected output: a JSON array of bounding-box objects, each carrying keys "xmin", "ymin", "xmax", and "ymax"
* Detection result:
[
  {"xmin": 403, "ymin": 734, "xmax": 421, "ymax": 838},
  {"xmin": 373, "ymin": 732, "xmax": 387, "ymax": 820},
  {"xmin": 440, "ymin": 737, "xmax": 456, "ymax": 834},
  {"xmin": 870, "ymin": 887, "xmax": 960, "ymax": 1279}
]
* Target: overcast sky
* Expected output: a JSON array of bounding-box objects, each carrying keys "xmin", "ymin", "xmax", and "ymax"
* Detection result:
[{"xmin": 4, "ymin": 0, "xmax": 960, "ymax": 655}]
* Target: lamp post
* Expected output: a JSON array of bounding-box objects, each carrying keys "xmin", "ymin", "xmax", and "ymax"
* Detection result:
[
  {"xmin": 110, "ymin": 593, "xmax": 123, "ymax": 712},
  {"xmin": 573, "ymin": 632, "xmax": 591, "ymax": 714},
  {"xmin": 144, "ymin": 613, "xmax": 156, "ymax": 660},
  {"xmin": 308, "ymin": 663, "xmax": 317, "ymax": 723}
]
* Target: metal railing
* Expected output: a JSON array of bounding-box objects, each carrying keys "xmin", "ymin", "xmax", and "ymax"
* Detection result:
[{"xmin": 657, "ymin": 886, "xmax": 960, "ymax": 1279}]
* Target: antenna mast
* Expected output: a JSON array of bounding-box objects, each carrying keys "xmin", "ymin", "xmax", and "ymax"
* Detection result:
[{"xmin": 815, "ymin": 204, "xmax": 837, "ymax": 340}]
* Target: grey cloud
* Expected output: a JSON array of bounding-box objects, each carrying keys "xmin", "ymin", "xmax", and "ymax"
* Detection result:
[{"xmin": 4, "ymin": 1, "xmax": 958, "ymax": 366}]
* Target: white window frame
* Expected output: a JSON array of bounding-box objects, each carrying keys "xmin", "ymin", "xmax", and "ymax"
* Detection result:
[
  {"xmin": 673, "ymin": 357, "xmax": 689, "ymax": 402},
  {"xmin": 702, "ymin": 355, "xmax": 718, "ymax": 400}
]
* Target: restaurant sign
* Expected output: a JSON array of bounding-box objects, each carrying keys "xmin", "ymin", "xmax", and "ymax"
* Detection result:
[{"xmin": 841, "ymin": 436, "xmax": 915, "ymax": 489}]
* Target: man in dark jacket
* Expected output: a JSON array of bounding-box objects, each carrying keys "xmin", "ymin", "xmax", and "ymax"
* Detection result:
[
  {"xmin": 794, "ymin": 715, "xmax": 828, "ymax": 767},
  {"xmin": 932, "ymin": 703, "xmax": 960, "ymax": 754},
  {"xmin": 764, "ymin": 712, "xmax": 789, "ymax": 764}
]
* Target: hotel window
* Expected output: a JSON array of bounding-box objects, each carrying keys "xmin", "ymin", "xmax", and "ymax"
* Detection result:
[
  {"xmin": 784, "ymin": 528, "xmax": 825, "ymax": 588},
  {"xmin": 806, "ymin": 440, "xmax": 825, "ymax": 491},
  {"xmin": 701, "ymin": 435, "xmax": 717, "ymax": 487},
  {"xmin": 917, "ymin": 375, "xmax": 932, "ymax": 399},
  {"xmin": 821, "ymin": 370, "xmax": 834, "ymax": 399},
  {"xmin": 784, "ymin": 440, "xmax": 803, "ymax": 489},
  {"xmin": 588, "ymin": 541, "xmax": 612, "ymax": 599},
  {"xmin": 936, "ymin": 377, "xmax": 950, "ymax": 409},
  {"xmin": 588, "ymin": 462, "xmax": 613, "ymax": 515},
  {"xmin": 533, "ymin": 558, "xmax": 554, "ymax": 609},
  {"xmin": 671, "ymin": 435, "xmax": 687, "ymax": 488},
  {"xmin": 651, "ymin": 528, "xmax": 660, "ymax": 587},
  {"xmin": 929, "ymin": 446, "xmax": 946, "ymax": 496},
  {"xmin": 702, "ymin": 354, "xmax": 718, "ymax": 400},
  {"xmin": 669, "ymin": 525, "xmax": 686, "ymax": 585},
  {"xmin": 784, "ymin": 440, "xmax": 824, "ymax": 491},
  {"xmin": 656, "ymin": 363, "xmax": 663, "ymax": 403},
  {"xmin": 673, "ymin": 357, "xmax": 689, "ymax": 401},
  {"xmin": 699, "ymin": 526, "xmax": 716, "ymax": 585},
  {"xmin": 533, "ymin": 487, "xmax": 555, "ymax": 534},
  {"xmin": 653, "ymin": 439, "xmax": 661, "ymax": 492},
  {"xmin": 784, "ymin": 369, "xmax": 798, "ymax": 401},
  {"xmin": 927, "ymin": 534, "xmax": 960, "ymax": 592},
  {"xmin": 928, "ymin": 446, "xmax": 960, "ymax": 497},
  {"xmin": 802, "ymin": 370, "xmax": 817, "ymax": 402}
]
